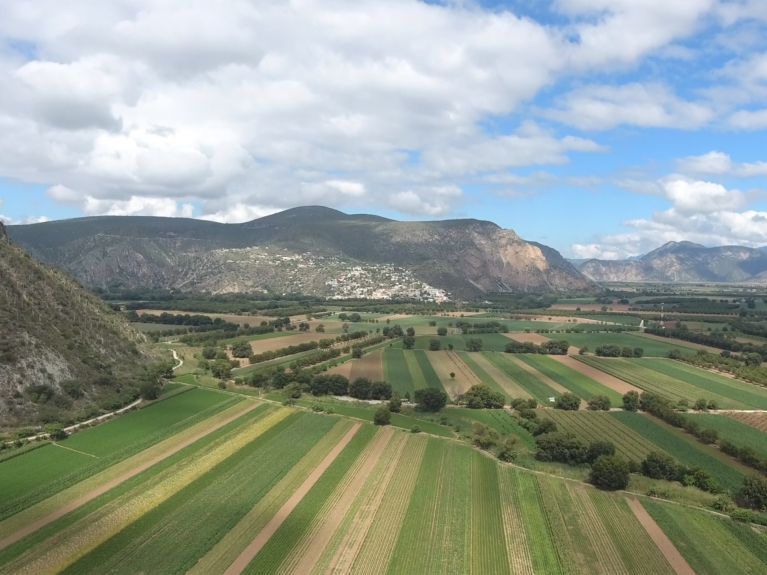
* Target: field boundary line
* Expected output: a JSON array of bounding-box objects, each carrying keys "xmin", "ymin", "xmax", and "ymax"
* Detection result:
[
  {"xmin": 0, "ymin": 399, "xmax": 260, "ymax": 553},
  {"xmin": 626, "ymin": 497, "xmax": 696, "ymax": 575},
  {"xmin": 51, "ymin": 443, "xmax": 99, "ymax": 458},
  {"xmin": 222, "ymin": 421, "xmax": 362, "ymax": 575}
]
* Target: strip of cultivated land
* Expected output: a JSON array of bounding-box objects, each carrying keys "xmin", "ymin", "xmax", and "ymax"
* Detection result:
[
  {"xmin": 726, "ymin": 411, "xmax": 767, "ymax": 432},
  {"xmin": 577, "ymin": 356, "xmax": 767, "ymax": 409},
  {"xmin": 518, "ymin": 354, "xmax": 623, "ymax": 405},
  {"xmin": 349, "ymin": 349, "xmax": 384, "ymax": 381},
  {"xmin": 549, "ymin": 354, "xmax": 641, "ymax": 395},
  {"xmin": 426, "ymin": 350, "xmax": 476, "ymax": 399},
  {"xmin": 541, "ymin": 410, "xmax": 663, "ymax": 462},
  {"xmin": 0, "ymin": 387, "xmax": 236, "ymax": 522},
  {"xmin": 682, "ymin": 413, "xmax": 767, "ymax": 459}
]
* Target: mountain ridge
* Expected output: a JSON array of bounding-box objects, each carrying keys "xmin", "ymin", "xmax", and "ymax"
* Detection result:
[
  {"xmin": 8, "ymin": 207, "xmax": 594, "ymax": 298},
  {"xmin": 579, "ymin": 241, "xmax": 767, "ymax": 283}
]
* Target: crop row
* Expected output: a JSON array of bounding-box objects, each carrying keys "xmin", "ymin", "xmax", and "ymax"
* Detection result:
[
  {"xmin": 543, "ymin": 410, "xmax": 660, "ymax": 462},
  {"xmin": 0, "ymin": 406, "xmax": 290, "ymax": 575},
  {"xmin": 487, "ymin": 354, "xmax": 559, "ymax": 403},
  {"xmin": 518, "ymin": 355, "xmax": 623, "ymax": 404}
]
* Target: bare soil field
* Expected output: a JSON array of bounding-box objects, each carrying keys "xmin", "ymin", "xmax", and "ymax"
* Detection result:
[
  {"xmin": 326, "ymin": 361, "xmax": 354, "ymax": 380},
  {"xmin": 726, "ymin": 411, "xmax": 767, "ymax": 432},
  {"xmin": 350, "ymin": 350, "xmax": 384, "ymax": 381},
  {"xmin": 634, "ymin": 332, "xmax": 722, "ymax": 354},
  {"xmin": 551, "ymin": 303, "xmax": 631, "ymax": 312},
  {"xmin": 427, "ymin": 351, "xmax": 478, "ymax": 398},
  {"xmin": 504, "ymin": 332, "xmax": 551, "ymax": 345},
  {"xmin": 553, "ymin": 355, "xmax": 641, "ymax": 395},
  {"xmin": 517, "ymin": 314, "xmax": 607, "ymax": 325},
  {"xmin": 626, "ymin": 498, "xmax": 695, "ymax": 575},
  {"xmin": 136, "ymin": 309, "xmax": 273, "ymax": 326},
  {"xmin": 248, "ymin": 332, "xmax": 322, "ymax": 355}
]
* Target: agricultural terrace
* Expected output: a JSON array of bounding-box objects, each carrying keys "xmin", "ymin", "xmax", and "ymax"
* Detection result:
[{"xmin": 578, "ymin": 357, "xmax": 767, "ymax": 409}]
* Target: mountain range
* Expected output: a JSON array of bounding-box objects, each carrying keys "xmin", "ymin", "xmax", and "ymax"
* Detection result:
[
  {"xmin": 7, "ymin": 206, "xmax": 594, "ymax": 298},
  {"xmin": 0, "ymin": 221, "xmax": 153, "ymax": 429},
  {"xmin": 578, "ymin": 241, "xmax": 767, "ymax": 283}
]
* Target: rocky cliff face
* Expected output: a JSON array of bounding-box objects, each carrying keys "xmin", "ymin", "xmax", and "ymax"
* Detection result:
[
  {"xmin": 8, "ymin": 207, "xmax": 596, "ymax": 298},
  {"xmin": 579, "ymin": 241, "xmax": 767, "ymax": 283},
  {"xmin": 0, "ymin": 236, "xmax": 152, "ymax": 429}
]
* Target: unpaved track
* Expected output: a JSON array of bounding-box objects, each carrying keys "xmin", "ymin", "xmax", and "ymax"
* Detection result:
[
  {"xmin": 554, "ymin": 355, "xmax": 641, "ymax": 394},
  {"xmin": 223, "ymin": 422, "xmax": 362, "ymax": 575},
  {"xmin": 288, "ymin": 427, "xmax": 395, "ymax": 574},
  {"xmin": 0, "ymin": 400, "xmax": 260, "ymax": 552},
  {"xmin": 626, "ymin": 498, "xmax": 696, "ymax": 575}
]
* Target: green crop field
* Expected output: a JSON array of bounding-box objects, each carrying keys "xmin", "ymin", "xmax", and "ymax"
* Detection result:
[
  {"xmin": 483, "ymin": 353, "xmax": 560, "ymax": 403},
  {"xmin": 643, "ymin": 499, "xmax": 767, "ymax": 574},
  {"xmin": 0, "ymin": 387, "xmax": 237, "ymax": 521},
  {"xmin": 578, "ymin": 356, "xmax": 767, "ymax": 409},
  {"xmin": 1, "ymin": 389, "xmax": 762, "ymax": 575},
  {"xmin": 517, "ymin": 354, "xmax": 623, "ymax": 404},
  {"xmin": 562, "ymin": 332, "xmax": 697, "ymax": 356},
  {"xmin": 383, "ymin": 348, "xmax": 416, "ymax": 397},
  {"xmin": 413, "ymin": 350, "xmax": 444, "ymax": 390},
  {"xmin": 542, "ymin": 410, "xmax": 661, "ymax": 462},
  {"xmin": 683, "ymin": 413, "xmax": 767, "ymax": 459},
  {"xmin": 611, "ymin": 412, "xmax": 747, "ymax": 492}
]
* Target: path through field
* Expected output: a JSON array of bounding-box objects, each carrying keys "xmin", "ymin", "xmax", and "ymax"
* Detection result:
[
  {"xmin": 0, "ymin": 399, "xmax": 260, "ymax": 553},
  {"xmin": 223, "ymin": 422, "xmax": 362, "ymax": 575},
  {"xmin": 626, "ymin": 498, "xmax": 695, "ymax": 575},
  {"xmin": 554, "ymin": 355, "xmax": 641, "ymax": 395}
]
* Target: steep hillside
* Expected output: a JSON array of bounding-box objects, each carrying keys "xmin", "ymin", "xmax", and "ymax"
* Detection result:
[
  {"xmin": 9, "ymin": 207, "xmax": 594, "ymax": 298},
  {"xmin": 0, "ymin": 222, "xmax": 156, "ymax": 429},
  {"xmin": 580, "ymin": 241, "xmax": 767, "ymax": 283}
]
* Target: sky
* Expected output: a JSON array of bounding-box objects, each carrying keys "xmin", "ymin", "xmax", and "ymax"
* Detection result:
[{"xmin": 0, "ymin": 0, "xmax": 766, "ymax": 259}]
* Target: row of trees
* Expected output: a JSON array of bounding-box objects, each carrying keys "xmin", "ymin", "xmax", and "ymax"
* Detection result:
[
  {"xmin": 504, "ymin": 340, "xmax": 569, "ymax": 355},
  {"xmin": 594, "ymin": 345, "xmax": 644, "ymax": 358}
]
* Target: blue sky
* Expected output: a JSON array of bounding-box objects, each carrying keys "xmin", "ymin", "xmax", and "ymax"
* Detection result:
[{"xmin": 0, "ymin": 0, "xmax": 766, "ymax": 258}]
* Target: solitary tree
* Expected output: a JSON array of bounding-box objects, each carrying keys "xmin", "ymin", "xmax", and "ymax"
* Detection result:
[
  {"xmin": 622, "ymin": 391, "xmax": 640, "ymax": 412},
  {"xmin": 414, "ymin": 388, "xmax": 448, "ymax": 412},
  {"xmin": 374, "ymin": 406, "xmax": 391, "ymax": 426}
]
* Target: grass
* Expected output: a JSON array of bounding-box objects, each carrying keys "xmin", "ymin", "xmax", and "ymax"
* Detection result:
[
  {"xmin": 610, "ymin": 411, "xmax": 746, "ymax": 492},
  {"xmin": 470, "ymin": 455, "xmax": 509, "ymax": 574},
  {"xmin": 404, "ymin": 333, "xmax": 512, "ymax": 352},
  {"xmin": 62, "ymin": 412, "xmax": 337, "ymax": 575},
  {"xmin": 643, "ymin": 498, "xmax": 767, "ymax": 574},
  {"xmin": 0, "ymin": 387, "xmax": 236, "ymax": 521},
  {"xmin": 518, "ymin": 354, "xmax": 623, "ymax": 404}
]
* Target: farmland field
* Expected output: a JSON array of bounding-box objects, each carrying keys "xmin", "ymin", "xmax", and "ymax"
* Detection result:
[
  {"xmin": 0, "ymin": 387, "xmax": 237, "ymax": 521},
  {"xmin": 542, "ymin": 410, "xmax": 661, "ymax": 462},
  {"xmin": 642, "ymin": 498, "xmax": 767, "ymax": 574},
  {"xmin": 560, "ymin": 332, "xmax": 697, "ymax": 356},
  {"xmin": 1, "ymin": 391, "xmax": 763, "ymax": 574},
  {"xmin": 517, "ymin": 354, "xmax": 623, "ymax": 404},
  {"xmin": 683, "ymin": 413, "xmax": 767, "ymax": 459},
  {"xmin": 610, "ymin": 412, "xmax": 747, "ymax": 492},
  {"xmin": 578, "ymin": 356, "xmax": 767, "ymax": 409},
  {"xmin": 727, "ymin": 411, "xmax": 767, "ymax": 432}
]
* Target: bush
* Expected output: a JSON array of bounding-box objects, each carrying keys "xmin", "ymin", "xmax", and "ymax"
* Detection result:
[
  {"xmin": 641, "ymin": 452, "xmax": 678, "ymax": 481},
  {"xmin": 535, "ymin": 432, "xmax": 589, "ymax": 464},
  {"xmin": 532, "ymin": 418, "xmax": 557, "ymax": 436},
  {"xmin": 465, "ymin": 338, "xmax": 483, "ymax": 352},
  {"xmin": 590, "ymin": 455, "xmax": 630, "ymax": 490},
  {"xmin": 460, "ymin": 384, "xmax": 505, "ymax": 409},
  {"xmin": 736, "ymin": 475, "xmax": 767, "ymax": 511},
  {"xmin": 554, "ymin": 393, "xmax": 580, "ymax": 411},
  {"xmin": 496, "ymin": 437, "xmax": 518, "ymax": 462},
  {"xmin": 388, "ymin": 393, "xmax": 402, "ymax": 413},
  {"xmin": 437, "ymin": 327, "xmax": 448, "ymax": 336},
  {"xmin": 622, "ymin": 391, "xmax": 639, "ymax": 411},
  {"xmin": 374, "ymin": 406, "xmax": 391, "ymax": 426},
  {"xmin": 414, "ymin": 388, "xmax": 448, "ymax": 412},
  {"xmin": 587, "ymin": 395, "xmax": 611, "ymax": 411},
  {"xmin": 428, "ymin": 339, "xmax": 441, "ymax": 351},
  {"xmin": 587, "ymin": 440, "xmax": 615, "ymax": 463}
]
